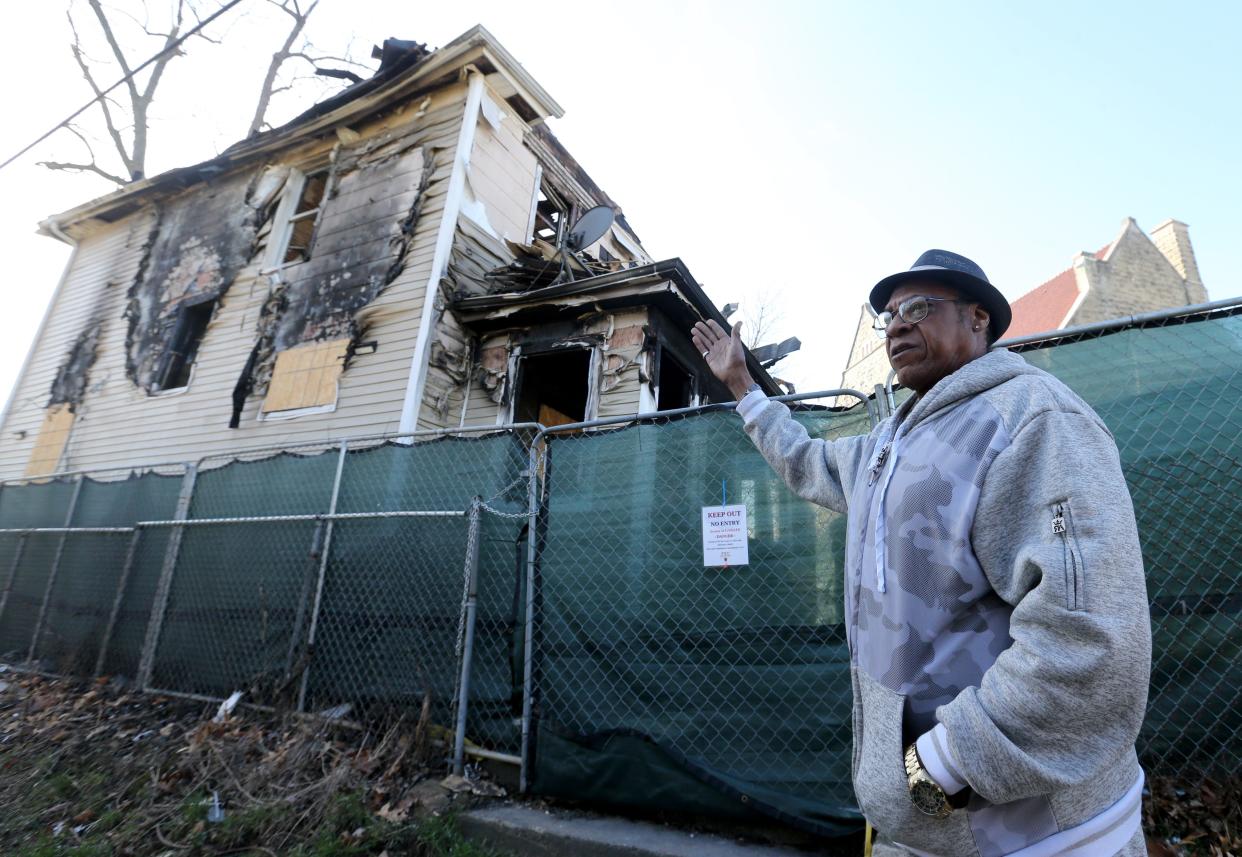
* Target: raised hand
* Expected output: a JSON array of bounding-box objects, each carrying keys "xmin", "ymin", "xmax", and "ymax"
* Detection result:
[{"xmin": 691, "ymin": 319, "xmax": 757, "ymax": 401}]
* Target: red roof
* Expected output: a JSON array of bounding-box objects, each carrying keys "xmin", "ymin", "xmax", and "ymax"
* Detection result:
[{"xmin": 1005, "ymin": 244, "xmax": 1111, "ymax": 339}]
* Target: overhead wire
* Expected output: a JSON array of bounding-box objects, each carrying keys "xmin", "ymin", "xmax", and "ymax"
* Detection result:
[{"xmin": 0, "ymin": 0, "xmax": 248, "ymax": 175}]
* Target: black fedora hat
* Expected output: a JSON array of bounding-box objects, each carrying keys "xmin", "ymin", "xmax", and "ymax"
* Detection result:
[{"xmin": 869, "ymin": 249, "xmax": 1011, "ymax": 341}]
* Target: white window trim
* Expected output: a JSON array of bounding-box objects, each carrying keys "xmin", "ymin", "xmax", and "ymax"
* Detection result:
[
  {"xmin": 524, "ymin": 164, "xmax": 543, "ymax": 244},
  {"xmin": 638, "ymin": 348, "xmax": 658, "ymax": 415},
  {"xmin": 501, "ymin": 344, "xmax": 600, "ymax": 426},
  {"xmin": 148, "ymin": 373, "xmax": 194, "ymax": 397},
  {"xmin": 584, "ymin": 345, "xmax": 601, "ymax": 422},
  {"xmin": 498, "ymin": 345, "xmax": 522, "ymax": 425},
  {"xmin": 259, "ymin": 167, "xmax": 327, "ymax": 274},
  {"xmin": 257, "ymin": 400, "xmax": 338, "ymax": 422}
]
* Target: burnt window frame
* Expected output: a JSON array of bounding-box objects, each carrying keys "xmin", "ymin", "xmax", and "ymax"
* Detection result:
[
  {"xmin": 507, "ymin": 343, "xmax": 599, "ymax": 426},
  {"xmin": 654, "ymin": 344, "xmax": 698, "ymax": 411},
  {"xmin": 263, "ymin": 166, "xmax": 330, "ymax": 272},
  {"xmin": 152, "ymin": 296, "xmax": 216, "ymax": 394},
  {"xmin": 529, "ymin": 178, "xmax": 571, "ymax": 246}
]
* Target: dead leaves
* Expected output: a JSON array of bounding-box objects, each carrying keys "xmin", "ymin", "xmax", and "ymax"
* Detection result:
[
  {"xmin": 0, "ymin": 672, "xmax": 510, "ymax": 853},
  {"xmin": 1144, "ymin": 774, "xmax": 1242, "ymax": 857}
]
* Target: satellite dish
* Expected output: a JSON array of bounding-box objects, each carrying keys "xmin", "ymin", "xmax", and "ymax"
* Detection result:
[{"xmin": 565, "ymin": 205, "xmax": 615, "ymax": 252}]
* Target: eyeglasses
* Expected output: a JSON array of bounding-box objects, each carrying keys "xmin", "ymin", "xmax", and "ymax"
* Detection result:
[{"xmin": 873, "ymin": 295, "xmax": 969, "ymax": 339}]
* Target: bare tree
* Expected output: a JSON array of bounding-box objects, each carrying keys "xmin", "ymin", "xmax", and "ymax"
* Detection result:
[
  {"xmin": 741, "ymin": 287, "xmax": 786, "ymax": 350},
  {"xmin": 247, "ymin": 0, "xmax": 369, "ymax": 138},
  {"xmin": 39, "ymin": 0, "xmax": 219, "ymax": 185}
]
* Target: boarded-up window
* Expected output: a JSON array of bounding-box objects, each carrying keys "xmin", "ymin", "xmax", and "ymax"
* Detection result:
[
  {"xmin": 25, "ymin": 405, "xmax": 75, "ymax": 477},
  {"xmin": 261, "ymin": 338, "xmax": 350, "ymax": 414}
]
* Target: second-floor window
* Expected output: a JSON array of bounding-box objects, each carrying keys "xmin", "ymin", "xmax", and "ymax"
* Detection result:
[
  {"xmin": 265, "ymin": 167, "xmax": 329, "ymax": 270},
  {"xmin": 154, "ymin": 297, "xmax": 216, "ymax": 392},
  {"xmin": 283, "ymin": 170, "xmax": 328, "ymax": 264}
]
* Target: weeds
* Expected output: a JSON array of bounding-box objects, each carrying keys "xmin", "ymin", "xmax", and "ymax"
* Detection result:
[{"xmin": 0, "ymin": 673, "xmax": 508, "ymax": 856}]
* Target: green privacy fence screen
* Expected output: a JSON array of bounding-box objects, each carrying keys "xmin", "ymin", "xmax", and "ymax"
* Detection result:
[
  {"xmin": 0, "ymin": 304, "xmax": 1238, "ymax": 837},
  {"xmin": 1013, "ymin": 310, "xmax": 1242, "ymax": 776},
  {"xmin": 529, "ymin": 406, "xmax": 870, "ymax": 835},
  {"xmin": 526, "ymin": 308, "xmax": 1242, "ymax": 834}
]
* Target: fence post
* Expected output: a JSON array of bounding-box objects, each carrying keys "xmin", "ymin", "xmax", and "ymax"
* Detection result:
[
  {"xmin": 295, "ymin": 440, "xmax": 349, "ymax": 713},
  {"xmin": 0, "ymin": 533, "xmax": 29, "ymax": 631},
  {"xmin": 286, "ymin": 520, "xmax": 325, "ymax": 680},
  {"xmin": 452, "ymin": 496, "xmax": 484, "ymax": 776},
  {"xmin": 27, "ymin": 476, "xmax": 84, "ymax": 664},
  {"xmin": 872, "ymin": 384, "xmax": 890, "ymax": 421},
  {"xmin": 136, "ymin": 463, "xmax": 198, "ymax": 690},
  {"xmin": 519, "ymin": 438, "xmax": 543, "ymax": 792},
  {"xmin": 94, "ymin": 528, "xmax": 143, "ymax": 677}
]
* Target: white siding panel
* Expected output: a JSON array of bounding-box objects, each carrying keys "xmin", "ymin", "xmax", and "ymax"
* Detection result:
[
  {"xmin": 0, "ymin": 90, "xmax": 470, "ymax": 476},
  {"xmin": 0, "ymin": 214, "xmax": 154, "ymax": 479}
]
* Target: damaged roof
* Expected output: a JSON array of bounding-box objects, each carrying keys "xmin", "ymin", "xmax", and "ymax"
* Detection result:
[
  {"xmin": 455, "ymin": 258, "xmax": 785, "ymax": 395},
  {"xmin": 39, "ymin": 25, "xmax": 565, "ymax": 240}
]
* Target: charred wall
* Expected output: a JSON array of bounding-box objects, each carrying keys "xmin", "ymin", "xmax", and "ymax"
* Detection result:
[
  {"xmin": 123, "ymin": 173, "xmax": 265, "ymax": 391},
  {"xmin": 269, "ymin": 137, "xmax": 434, "ymax": 352},
  {"xmin": 46, "ymin": 322, "xmax": 102, "ymax": 410}
]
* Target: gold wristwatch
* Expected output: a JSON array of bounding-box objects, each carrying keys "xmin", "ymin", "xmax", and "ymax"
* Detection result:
[{"xmin": 904, "ymin": 742, "xmax": 953, "ymax": 818}]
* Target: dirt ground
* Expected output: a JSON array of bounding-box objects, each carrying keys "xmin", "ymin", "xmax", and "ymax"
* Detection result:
[
  {"xmin": 0, "ymin": 668, "xmax": 508, "ymax": 856},
  {"xmin": 0, "ymin": 668, "xmax": 1236, "ymax": 856}
]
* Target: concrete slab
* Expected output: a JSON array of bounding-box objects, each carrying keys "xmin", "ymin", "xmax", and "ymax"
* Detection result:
[{"xmin": 458, "ymin": 803, "xmax": 829, "ymax": 857}]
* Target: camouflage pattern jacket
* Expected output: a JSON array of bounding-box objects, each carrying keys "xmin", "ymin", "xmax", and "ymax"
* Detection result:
[{"xmin": 739, "ymin": 349, "xmax": 1151, "ymax": 856}]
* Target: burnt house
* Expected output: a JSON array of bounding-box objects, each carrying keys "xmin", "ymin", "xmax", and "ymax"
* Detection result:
[{"xmin": 1, "ymin": 27, "xmax": 780, "ymax": 478}]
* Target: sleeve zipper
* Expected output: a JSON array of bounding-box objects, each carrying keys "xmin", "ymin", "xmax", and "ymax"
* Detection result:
[{"xmin": 1053, "ymin": 502, "xmax": 1086, "ymax": 611}]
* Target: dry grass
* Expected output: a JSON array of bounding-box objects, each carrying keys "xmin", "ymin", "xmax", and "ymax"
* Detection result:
[{"xmin": 0, "ymin": 670, "xmax": 506, "ymax": 856}]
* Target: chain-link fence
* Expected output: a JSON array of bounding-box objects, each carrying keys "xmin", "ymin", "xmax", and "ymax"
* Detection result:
[
  {"xmin": 1, "ymin": 300, "xmax": 1240, "ymax": 836},
  {"xmin": 1006, "ymin": 304, "xmax": 1242, "ymax": 780},
  {"xmin": 0, "ymin": 425, "xmax": 540, "ymax": 775}
]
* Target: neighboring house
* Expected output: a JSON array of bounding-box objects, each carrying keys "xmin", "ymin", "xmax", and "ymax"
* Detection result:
[
  {"xmin": 839, "ymin": 218, "xmax": 1209, "ymax": 393},
  {"xmin": 1, "ymin": 27, "xmax": 779, "ymax": 480}
]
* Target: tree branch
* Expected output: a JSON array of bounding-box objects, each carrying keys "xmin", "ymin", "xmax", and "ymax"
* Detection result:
[
  {"xmin": 67, "ymin": 9, "xmax": 135, "ymax": 178},
  {"xmin": 286, "ymin": 49, "xmax": 367, "ymax": 69},
  {"xmin": 246, "ymin": 0, "xmax": 318, "ymax": 137},
  {"xmin": 86, "ymin": 0, "xmax": 139, "ymax": 103},
  {"xmin": 38, "ymin": 160, "xmax": 129, "ymax": 186}
]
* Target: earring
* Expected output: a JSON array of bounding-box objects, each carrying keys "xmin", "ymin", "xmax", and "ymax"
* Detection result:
[{"xmin": 973, "ymin": 325, "xmax": 980, "ymax": 331}]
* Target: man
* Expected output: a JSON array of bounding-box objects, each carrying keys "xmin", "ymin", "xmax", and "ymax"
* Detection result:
[{"xmin": 692, "ymin": 250, "xmax": 1151, "ymax": 857}]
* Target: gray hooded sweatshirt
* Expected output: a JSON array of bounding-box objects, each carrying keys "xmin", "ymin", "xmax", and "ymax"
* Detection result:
[{"xmin": 739, "ymin": 350, "xmax": 1151, "ymax": 856}]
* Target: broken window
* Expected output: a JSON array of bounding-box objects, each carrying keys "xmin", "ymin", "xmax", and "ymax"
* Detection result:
[
  {"xmin": 531, "ymin": 182, "xmax": 569, "ymax": 244},
  {"xmin": 513, "ymin": 349, "xmax": 591, "ymax": 427},
  {"xmin": 261, "ymin": 338, "xmax": 350, "ymax": 415},
  {"xmin": 656, "ymin": 348, "xmax": 695, "ymax": 410},
  {"xmin": 282, "ymin": 169, "xmax": 328, "ymax": 264},
  {"xmin": 154, "ymin": 299, "xmax": 215, "ymax": 392}
]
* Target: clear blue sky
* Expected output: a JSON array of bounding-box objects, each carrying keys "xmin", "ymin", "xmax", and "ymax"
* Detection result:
[{"xmin": 0, "ymin": 0, "xmax": 1238, "ymax": 400}]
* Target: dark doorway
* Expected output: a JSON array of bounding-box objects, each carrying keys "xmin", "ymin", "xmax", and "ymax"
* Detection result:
[
  {"xmin": 657, "ymin": 348, "xmax": 694, "ymax": 410},
  {"xmin": 513, "ymin": 349, "xmax": 591, "ymax": 427}
]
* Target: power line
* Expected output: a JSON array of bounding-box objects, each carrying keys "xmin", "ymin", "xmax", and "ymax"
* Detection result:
[{"xmin": 0, "ymin": 0, "xmax": 248, "ymax": 175}]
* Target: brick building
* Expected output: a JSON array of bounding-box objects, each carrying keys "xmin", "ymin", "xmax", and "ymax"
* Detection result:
[{"xmin": 840, "ymin": 218, "xmax": 1208, "ymax": 394}]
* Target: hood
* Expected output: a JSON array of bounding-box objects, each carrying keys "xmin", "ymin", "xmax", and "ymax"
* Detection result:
[{"xmin": 891, "ymin": 350, "xmax": 1043, "ymax": 434}]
